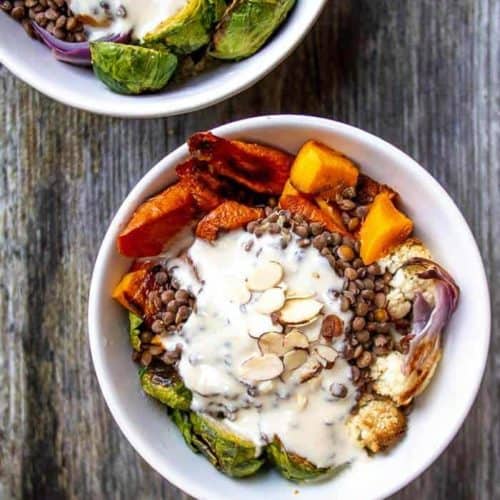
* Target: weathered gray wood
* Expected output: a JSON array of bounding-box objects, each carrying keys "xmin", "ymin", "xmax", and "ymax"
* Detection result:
[{"xmin": 0, "ymin": 0, "xmax": 498, "ymax": 499}]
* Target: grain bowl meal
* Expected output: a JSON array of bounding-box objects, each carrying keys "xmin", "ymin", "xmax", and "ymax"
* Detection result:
[
  {"xmin": 1, "ymin": 0, "xmax": 296, "ymax": 95},
  {"xmin": 112, "ymin": 132, "xmax": 460, "ymax": 482}
]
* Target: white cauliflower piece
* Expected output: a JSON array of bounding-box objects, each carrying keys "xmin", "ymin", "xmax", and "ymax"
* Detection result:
[
  {"xmin": 346, "ymin": 397, "xmax": 407, "ymax": 453},
  {"xmin": 378, "ymin": 239, "xmax": 435, "ymax": 319},
  {"xmin": 370, "ymin": 350, "xmax": 441, "ymax": 406}
]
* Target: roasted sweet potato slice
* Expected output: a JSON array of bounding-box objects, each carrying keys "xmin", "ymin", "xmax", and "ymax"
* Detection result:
[
  {"xmin": 356, "ymin": 174, "xmax": 396, "ymax": 205},
  {"xmin": 175, "ymin": 159, "xmax": 225, "ymax": 212},
  {"xmin": 359, "ymin": 192, "xmax": 413, "ymax": 264},
  {"xmin": 117, "ymin": 182, "xmax": 196, "ymax": 258},
  {"xmin": 188, "ymin": 132, "xmax": 294, "ymax": 195},
  {"xmin": 290, "ymin": 140, "xmax": 359, "ymax": 195},
  {"xmin": 196, "ymin": 200, "xmax": 264, "ymax": 241},
  {"xmin": 280, "ymin": 195, "xmax": 349, "ymax": 236},
  {"xmin": 315, "ymin": 197, "xmax": 347, "ymax": 233},
  {"xmin": 280, "ymin": 179, "xmax": 300, "ymax": 201},
  {"xmin": 112, "ymin": 266, "xmax": 162, "ymax": 320}
]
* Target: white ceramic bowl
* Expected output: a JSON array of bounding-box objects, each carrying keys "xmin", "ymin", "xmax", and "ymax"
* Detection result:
[
  {"xmin": 88, "ymin": 115, "xmax": 490, "ymax": 499},
  {"xmin": 0, "ymin": 2, "xmax": 326, "ymax": 118}
]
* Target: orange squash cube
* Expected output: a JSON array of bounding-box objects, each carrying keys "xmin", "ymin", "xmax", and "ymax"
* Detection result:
[
  {"xmin": 359, "ymin": 192, "xmax": 413, "ymax": 264},
  {"xmin": 290, "ymin": 140, "xmax": 359, "ymax": 195}
]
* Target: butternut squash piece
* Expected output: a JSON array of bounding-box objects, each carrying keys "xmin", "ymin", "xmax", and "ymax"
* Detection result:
[
  {"xmin": 196, "ymin": 201, "xmax": 265, "ymax": 241},
  {"xmin": 117, "ymin": 182, "xmax": 196, "ymax": 258},
  {"xmin": 290, "ymin": 140, "xmax": 359, "ymax": 195},
  {"xmin": 112, "ymin": 268, "xmax": 150, "ymax": 315},
  {"xmin": 359, "ymin": 192, "xmax": 413, "ymax": 264},
  {"xmin": 280, "ymin": 195, "xmax": 349, "ymax": 236}
]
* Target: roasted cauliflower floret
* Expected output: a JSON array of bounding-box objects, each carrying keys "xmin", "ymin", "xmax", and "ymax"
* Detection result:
[
  {"xmin": 379, "ymin": 238, "xmax": 435, "ymax": 319},
  {"xmin": 347, "ymin": 398, "xmax": 407, "ymax": 453},
  {"xmin": 370, "ymin": 350, "xmax": 441, "ymax": 406}
]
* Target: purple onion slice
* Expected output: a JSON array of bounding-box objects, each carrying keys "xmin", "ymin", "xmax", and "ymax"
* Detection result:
[
  {"xmin": 402, "ymin": 258, "xmax": 460, "ymax": 379},
  {"xmin": 32, "ymin": 23, "xmax": 130, "ymax": 66}
]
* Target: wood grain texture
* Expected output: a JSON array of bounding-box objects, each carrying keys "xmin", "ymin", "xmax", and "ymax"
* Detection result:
[{"xmin": 0, "ymin": 0, "xmax": 498, "ymax": 499}]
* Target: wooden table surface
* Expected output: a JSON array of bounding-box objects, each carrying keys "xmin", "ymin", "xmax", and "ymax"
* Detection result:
[{"xmin": 1, "ymin": 1, "xmax": 498, "ymax": 499}]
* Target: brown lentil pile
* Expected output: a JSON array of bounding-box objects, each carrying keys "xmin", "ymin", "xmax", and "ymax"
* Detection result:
[
  {"xmin": 1, "ymin": 0, "xmax": 86, "ymax": 41},
  {"xmin": 132, "ymin": 263, "xmax": 195, "ymax": 368},
  {"xmin": 245, "ymin": 193, "xmax": 413, "ymax": 393}
]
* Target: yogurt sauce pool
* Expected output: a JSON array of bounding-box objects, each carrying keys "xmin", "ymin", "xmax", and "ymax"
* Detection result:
[
  {"xmin": 69, "ymin": 0, "xmax": 188, "ymax": 40},
  {"xmin": 162, "ymin": 229, "xmax": 366, "ymax": 468}
]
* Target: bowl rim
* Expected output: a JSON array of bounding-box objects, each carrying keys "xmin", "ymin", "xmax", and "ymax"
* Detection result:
[
  {"xmin": 88, "ymin": 114, "xmax": 491, "ymax": 499},
  {"xmin": 0, "ymin": 2, "xmax": 327, "ymax": 118}
]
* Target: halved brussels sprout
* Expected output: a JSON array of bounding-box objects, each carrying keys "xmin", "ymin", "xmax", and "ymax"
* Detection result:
[
  {"xmin": 140, "ymin": 365, "xmax": 192, "ymax": 410},
  {"xmin": 128, "ymin": 312, "xmax": 143, "ymax": 352},
  {"xmin": 90, "ymin": 42, "xmax": 178, "ymax": 95},
  {"xmin": 267, "ymin": 438, "xmax": 345, "ymax": 482},
  {"xmin": 143, "ymin": 0, "xmax": 227, "ymax": 55},
  {"xmin": 171, "ymin": 410, "xmax": 265, "ymax": 478},
  {"xmin": 210, "ymin": 0, "xmax": 297, "ymax": 61}
]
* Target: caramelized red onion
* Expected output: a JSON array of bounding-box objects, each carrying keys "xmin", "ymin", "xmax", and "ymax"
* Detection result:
[
  {"xmin": 32, "ymin": 23, "xmax": 130, "ymax": 65},
  {"xmin": 402, "ymin": 258, "xmax": 460, "ymax": 376}
]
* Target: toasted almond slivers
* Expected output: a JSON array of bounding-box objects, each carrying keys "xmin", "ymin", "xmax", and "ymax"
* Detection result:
[
  {"xmin": 246, "ymin": 261, "xmax": 284, "ymax": 291},
  {"xmin": 254, "ymin": 287, "xmax": 286, "ymax": 314},
  {"xmin": 240, "ymin": 354, "xmax": 284, "ymax": 381},
  {"xmin": 279, "ymin": 298, "xmax": 323, "ymax": 324},
  {"xmin": 225, "ymin": 278, "xmax": 252, "ymax": 305},
  {"xmin": 283, "ymin": 329, "xmax": 309, "ymax": 352},
  {"xmin": 296, "ymin": 393, "xmax": 308, "ymax": 411},
  {"xmin": 258, "ymin": 332, "xmax": 285, "ymax": 356},
  {"xmin": 283, "ymin": 349, "xmax": 308, "ymax": 372},
  {"xmin": 286, "ymin": 290, "xmax": 315, "ymax": 300},
  {"xmin": 291, "ymin": 315, "xmax": 322, "ymax": 328},
  {"xmin": 258, "ymin": 380, "xmax": 276, "ymax": 394},
  {"xmin": 314, "ymin": 345, "xmax": 339, "ymax": 369},
  {"xmin": 297, "ymin": 358, "xmax": 322, "ymax": 383}
]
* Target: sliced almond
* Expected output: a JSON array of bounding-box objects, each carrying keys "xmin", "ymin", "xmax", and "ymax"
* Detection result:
[
  {"xmin": 296, "ymin": 394, "xmax": 308, "ymax": 411},
  {"xmin": 314, "ymin": 345, "xmax": 339, "ymax": 369},
  {"xmin": 258, "ymin": 332, "xmax": 285, "ymax": 356},
  {"xmin": 286, "ymin": 290, "xmax": 315, "ymax": 300},
  {"xmin": 258, "ymin": 380, "xmax": 276, "ymax": 395},
  {"xmin": 254, "ymin": 288, "xmax": 286, "ymax": 314},
  {"xmin": 297, "ymin": 358, "xmax": 322, "ymax": 383},
  {"xmin": 240, "ymin": 354, "xmax": 284, "ymax": 381},
  {"xmin": 283, "ymin": 349, "xmax": 308, "ymax": 372},
  {"xmin": 291, "ymin": 315, "xmax": 322, "ymax": 328},
  {"xmin": 246, "ymin": 261, "xmax": 284, "ymax": 291},
  {"xmin": 279, "ymin": 298, "xmax": 323, "ymax": 324},
  {"xmin": 283, "ymin": 329, "xmax": 309, "ymax": 352},
  {"xmin": 225, "ymin": 278, "xmax": 252, "ymax": 304}
]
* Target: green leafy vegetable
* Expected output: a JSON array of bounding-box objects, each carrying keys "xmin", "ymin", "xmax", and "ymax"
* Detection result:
[
  {"xmin": 143, "ymin": 0, "xmax": 227, "ymax": 54},
  {"xmin": 210, "ymin": 0, "xmax": 297, "ymax": 61},
  {"xmin": 90, "ymin": 42, "xmax": 178, "ymax": 95},
  {"xmin": 140, "ymin": 366, "xmax": 192, "ymax": 410},
  {"xmin": 128, "ymin": 312, "xmax": 143, "ymax": 352},
  {"xmin": 267, "ymin": 438, "xmax": 345, "ymax": 482}
]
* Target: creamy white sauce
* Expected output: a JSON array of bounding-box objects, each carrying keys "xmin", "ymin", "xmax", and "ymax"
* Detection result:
[
  {"xmin": 162, "ymin": 229, "xmax": 365, "ymax": 468},
  {"xmin": 69, "ymin": 0, "xmax": 188, "ymax": 40}
]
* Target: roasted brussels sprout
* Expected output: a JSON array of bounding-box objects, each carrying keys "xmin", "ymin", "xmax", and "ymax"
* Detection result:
[
  {"xmin": 143, "ymin": 0, "xmax": 227, "ymax": 54},
  {"xmin": 267, "ymin": 438, "xmax": 344, "ymax": 482},
  {"xmin": 90, "ymin": 42, "xmax": 178, "ymax": 95},
  {"xmin": 128, "ymin": 312, "xmax": 142, "ymax": 352},
  {"xmin": 171, "ymin": 410, "xmax": 265, "ymax": 478},
  {"xmin": 140, "ymin": 365, "xmax": 192, "ymax": 410},
  {"xmin": 210, "ymin": 0, "xmax": 297, "ymax": 61}
]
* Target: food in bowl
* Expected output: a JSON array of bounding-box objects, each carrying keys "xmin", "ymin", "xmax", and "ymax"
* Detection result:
[
  {"xmin": 0, "ymin": 0, "xmax": 297, "ymax": 95},
  {"xmin": 111, "ymin": 132, "xmax": 460, "ymax": 481}
]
